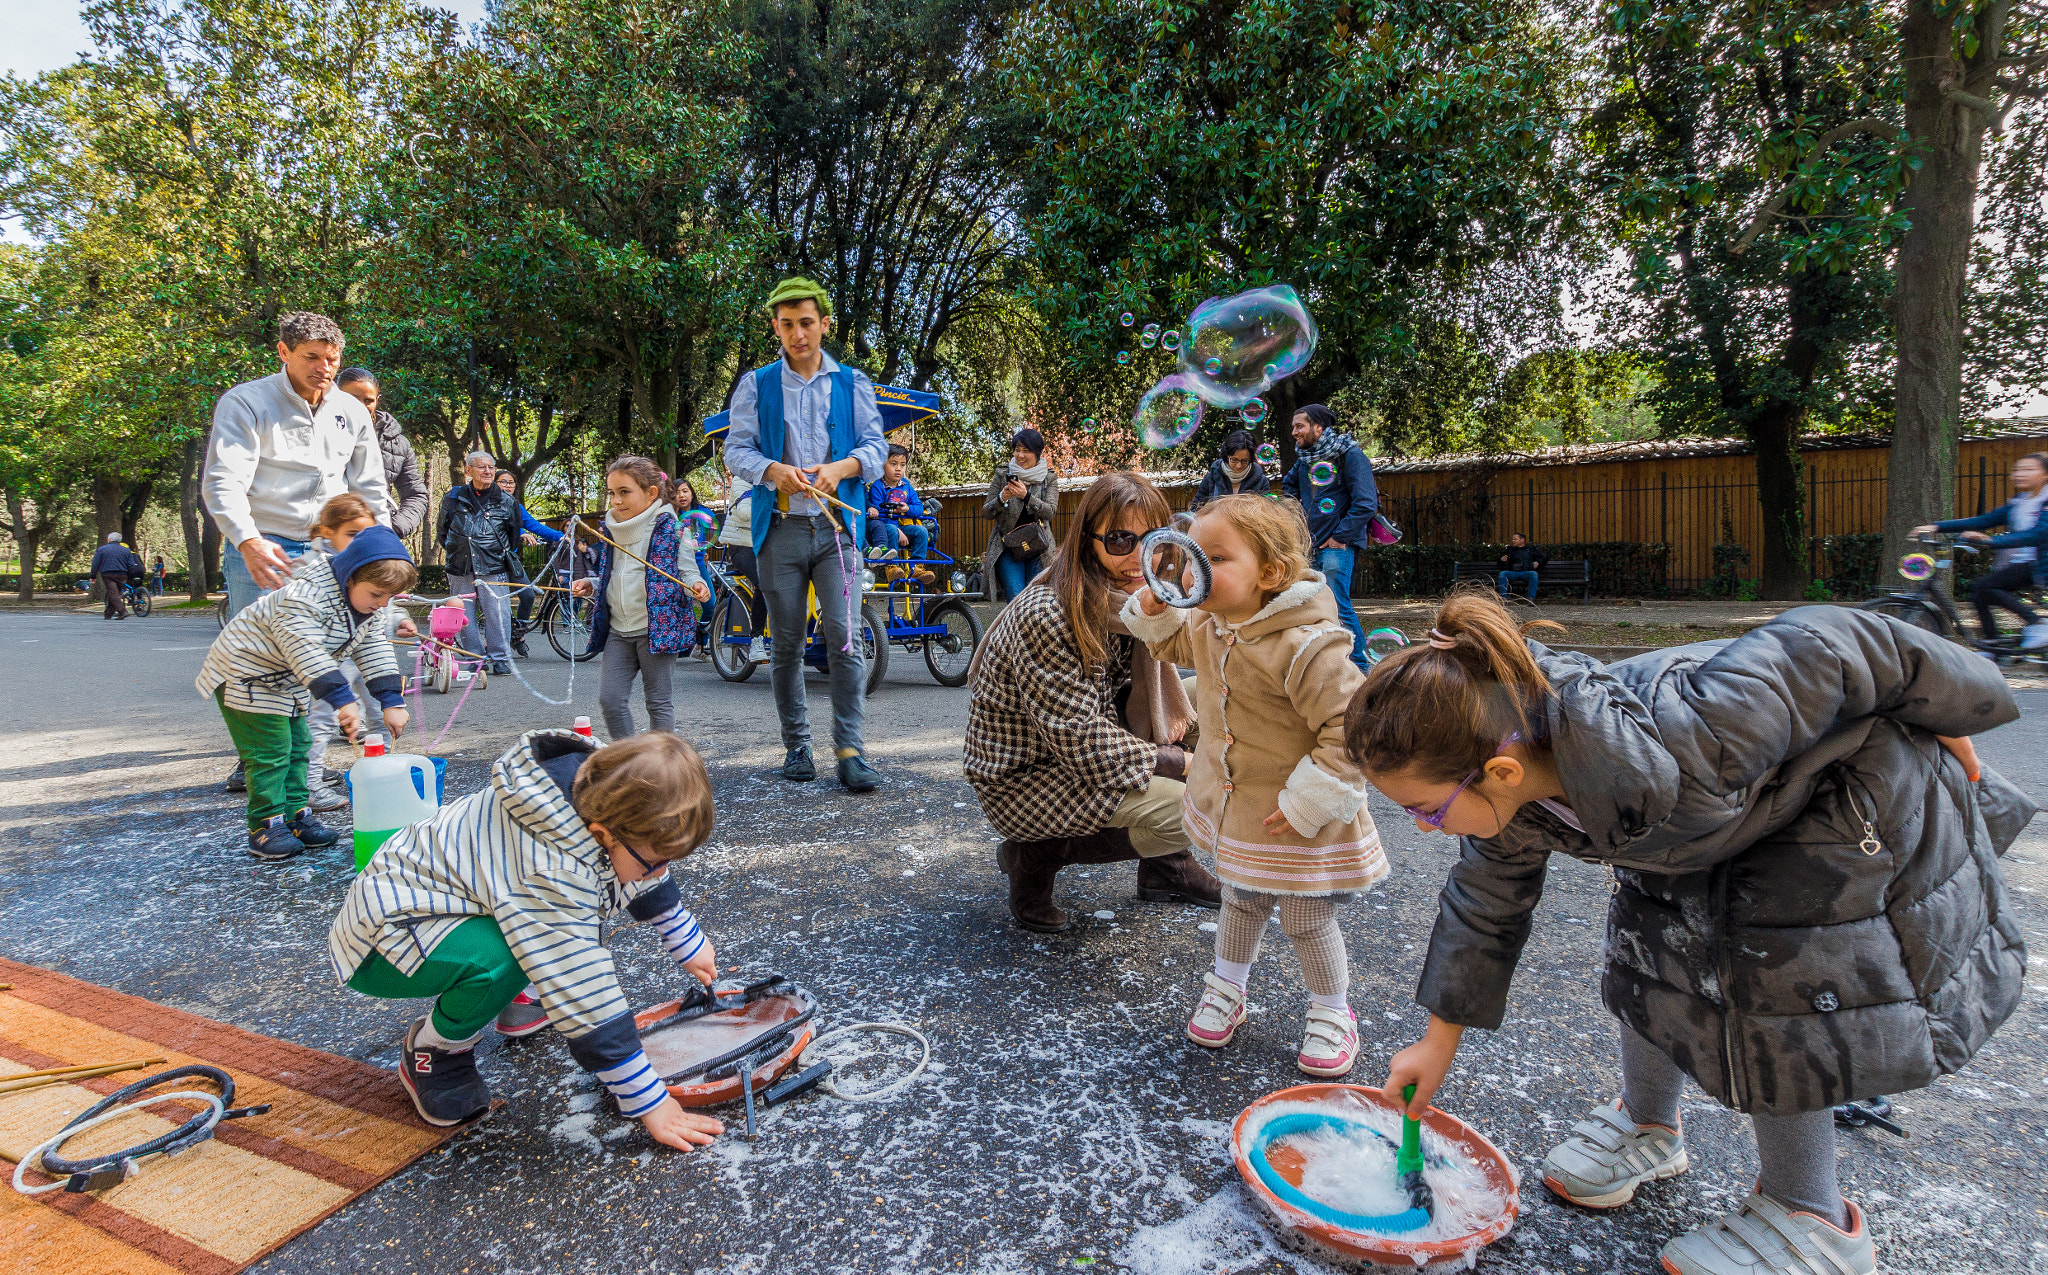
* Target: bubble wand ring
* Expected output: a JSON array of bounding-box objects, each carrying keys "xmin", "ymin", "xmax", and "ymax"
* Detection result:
[{"xmin": 1140, "ymin": 528, "xmax": 1213, "ymax": 609}]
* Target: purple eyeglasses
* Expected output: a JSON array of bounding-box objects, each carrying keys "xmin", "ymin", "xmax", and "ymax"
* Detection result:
[{"xmin": 1402, "ymin": 732, "xmax": 1521, "ymax": 830}]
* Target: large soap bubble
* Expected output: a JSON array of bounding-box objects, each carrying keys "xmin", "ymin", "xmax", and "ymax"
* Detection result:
[
  {"xmin": 1160, "ymin": 330, "xmax": 1182, "ymax": 352},
  {"xmin": 1178, "ymin": 284, "xmax": 1319, "ymax": 408},
  {"xmin": 1240, "ymin": 397, "xmax": 1268, "ymax": 425},
  {"xmin": 1309, "ymin": 460, "xmax": 1336, "ymax": 485},
  {"xmin": 1255, "ymin": 442, "xmax": 1278, "ymax": 465},
  {"xmin": 1134, "ymin": 374, "xmax": 1207, "ymax": 450}
]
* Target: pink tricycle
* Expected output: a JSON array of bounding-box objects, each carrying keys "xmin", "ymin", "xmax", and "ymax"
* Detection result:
[{"xmin": 419, "ymin": 600, "xmax": 489, "ymax": 694}]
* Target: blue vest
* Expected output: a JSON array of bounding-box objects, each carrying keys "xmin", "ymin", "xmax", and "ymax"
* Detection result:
[{"xmin": 747, "ymin": 361, "xmax": 865, "ymax": 553}]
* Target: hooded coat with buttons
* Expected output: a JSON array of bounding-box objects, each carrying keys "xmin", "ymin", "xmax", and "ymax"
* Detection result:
[{"xmin": 1416, "ymin": 607, "xmax": 2034, "ymax": 1116}]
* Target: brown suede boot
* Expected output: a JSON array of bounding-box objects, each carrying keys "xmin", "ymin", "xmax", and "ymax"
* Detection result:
[
  {"xmin": 1064, "ymin": 827, "xmax": 1143, "ymax": 864},
  {"xmin": 997, "ymin": 837, "xmax": 1072, "ymax": 933},
  {"xmin": 1136, "ymin": 849, "xmax": 1223, "ymax": 908}
]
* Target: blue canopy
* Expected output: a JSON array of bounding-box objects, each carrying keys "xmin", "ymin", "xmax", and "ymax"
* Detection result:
[{"xmin": 700, "ymin": 382, "xmax": 942, "ymax": 441}]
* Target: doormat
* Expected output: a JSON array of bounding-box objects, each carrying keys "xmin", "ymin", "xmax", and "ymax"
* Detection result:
[{"xmin": 0, "ymin": 957, "xmax": 463, "ymax": 1274}]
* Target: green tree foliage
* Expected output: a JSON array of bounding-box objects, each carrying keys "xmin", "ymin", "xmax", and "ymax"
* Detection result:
[
  {"xmin": 996, "ymin": 0, "xmax": 1574, "ymax": 465},
  {"xmin": 378, "ymin": 0, "xmax": 769, "ymax": 476},
  {"xmin": 1585, "ymin": 0, "xmax": 1908, "ymax": 598}
]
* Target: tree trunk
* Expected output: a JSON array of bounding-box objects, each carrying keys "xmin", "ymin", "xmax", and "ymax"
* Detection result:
[
  {"xmin": 202, "ymin": 514, "xmax": 223, "ymax": 594},
  {"xmin": 1752, "ymin": 406, "xmax": 1809, "ymax": 599},
  {"xmin": 88, "ymin": 474, "xmax": 124, "ymax": 601},
  {"xmin": 179, "ymin": 436, "xmax": 210, "ymax": 601},
  {"xmin": 1885, "ymin": 2, "xmax": 1990, "ymax": 566},
  {"xmin": 120, "ymin": 476, "xmax": 154, "ymax": 550}
]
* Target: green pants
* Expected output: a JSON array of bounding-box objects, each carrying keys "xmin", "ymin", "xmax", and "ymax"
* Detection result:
[
  {"xmin": 215, "ymin": 691, "xmax": 311, "ymax": 829},
  {"xmin": 345, "ymin": 916, "xmax": 528, "ymax": 1041}
]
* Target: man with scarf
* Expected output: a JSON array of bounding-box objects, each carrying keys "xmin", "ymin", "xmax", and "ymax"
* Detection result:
[
  {"xmin": 724, "ymin": 277, "xmax": 890, "ymax": 792},
  {"xmin": 1281, "ymin": 404, "xmax": 1378, "ymax": 671}
]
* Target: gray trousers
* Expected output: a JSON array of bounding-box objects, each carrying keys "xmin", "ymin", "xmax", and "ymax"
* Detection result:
[
  {"xmin": 1619, "ymin": 1024, "xmax": 1846, "ymax": 1226},
  {"xmin": 599, "ymin": 633, "xmax": 673, "ymax": 738},
  {"xmin": 759, "ymin": 513, "xmax": 865, "ymax": 753},
  {"xmin": 447, "ymin": 572, "xmax": 511, "ymax": 663}
]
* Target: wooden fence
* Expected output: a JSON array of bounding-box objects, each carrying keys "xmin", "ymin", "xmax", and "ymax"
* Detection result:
[{"xmin": 913, "ymin": 430, "xmax": 2048, "ymax": 596}]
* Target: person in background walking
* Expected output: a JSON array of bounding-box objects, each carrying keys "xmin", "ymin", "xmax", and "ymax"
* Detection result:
[
  {"xmin": 1189, "ymin": 429, "xmax": 1271, "ymax": 510},
  {"xmin": 90, "ymin": 533, "xmax": 143, "ymax": 619},
  {"xmin": 151, "ymin": 554, "xmax": 167, "ymax": 594},
  {"xmin": 334, "ymin": 369, "xmax": 430, "ymax": 541},
  {"xmin": 723, "ymin": 276, "xmax": 889, "ymax": 793},
  {"xmin": 1280, "ymin": 405, "xmax": 1377, "ymax": 671},
  {"xmin": 981, "ymin": 429, "xmax": 1059, "ymax": 603},
  {"xmin": 1917, "ymin": 452, "xmax": 2048, "ymax": 649},
  {"xmin": 438, "ymin": 451, "xmax": 524, "ymax": 677},
  {"xmin": 494, "ymin": 468, "xmax": 560, "ymax": 658},
  {"xmin": 1495, "ymin": 531, "xmax": 1549, "ymax": 602}
]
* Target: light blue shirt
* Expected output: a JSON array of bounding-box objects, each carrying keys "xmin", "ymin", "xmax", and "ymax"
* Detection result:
[{"xmin": 723, "ymin": 352, "xmax": 888, "ymax": 517}]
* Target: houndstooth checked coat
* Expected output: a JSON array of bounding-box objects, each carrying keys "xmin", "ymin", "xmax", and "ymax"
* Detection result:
[{"xmin": 965, "ymin": 581, "xmax": 1157, "ymax": 839}]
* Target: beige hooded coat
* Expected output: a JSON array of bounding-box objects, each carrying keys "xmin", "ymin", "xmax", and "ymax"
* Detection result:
[{"xmin": 1120, "ymin": 574, "xmax": 1385, "ymax": 896}]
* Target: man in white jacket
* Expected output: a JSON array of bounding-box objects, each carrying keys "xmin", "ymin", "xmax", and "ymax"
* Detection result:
[
  {"xmin": 205, "ymin": 312, "xmax": 391, "ymax": 620},
  {"xmin": 204, "ymin": 311, "xmax": 391, "ymax": 791}
]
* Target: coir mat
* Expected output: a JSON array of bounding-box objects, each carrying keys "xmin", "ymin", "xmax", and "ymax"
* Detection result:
[{"xmin": 0, "ymin": 957, "xmax": 462, "ymax": 1274}]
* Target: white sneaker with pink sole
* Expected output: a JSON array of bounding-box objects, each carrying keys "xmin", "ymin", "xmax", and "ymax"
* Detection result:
[
  {"xmin": 1185, "ymin": 974, "xmax": 1248, "ymax": 1048},
  {"xmin": 1297, "ymin": 1004, "xmax": 1359, "ymax": 1077}
]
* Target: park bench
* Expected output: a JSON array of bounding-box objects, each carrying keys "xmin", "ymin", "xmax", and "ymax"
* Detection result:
[{"xmin": 1451, "ymin": 558, "xmax": 1592, "ymax": 603}]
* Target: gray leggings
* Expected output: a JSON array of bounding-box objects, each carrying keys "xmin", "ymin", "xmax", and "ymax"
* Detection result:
[
  {"xmin": 1620, "ymin": 1024, "xmax": 1846, "ymax": 1226},
  {"xmin": 599, "ymin": 633, "xmax": 672, "ymax": 738}
]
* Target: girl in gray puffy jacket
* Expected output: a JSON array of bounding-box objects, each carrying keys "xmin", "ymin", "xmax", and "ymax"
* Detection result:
[{"xmin": 1344, "ymin": 591, "xmax": 2033, "ymax": 1275}]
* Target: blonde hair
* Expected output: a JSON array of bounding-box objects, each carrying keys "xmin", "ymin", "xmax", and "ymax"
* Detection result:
[
  {"xmin": 1344, "ymin": 587, "xmax": 1563, "ymax": 783},
  {"xmin": 1193, "ymin": 493, "xmax": 1311, "ymax": 601},
  {"xmin": 310, "ymin": 492, "xmax": 375, "ymax": 541},
  {"xmin": 572, "ymin": 732, "xmax": 716, "ymax": 863}
]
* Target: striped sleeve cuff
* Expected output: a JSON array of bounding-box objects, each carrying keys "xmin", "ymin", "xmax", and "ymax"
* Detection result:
[
  {"xmin": 594, "ymin": 1050, "xmax": 668, "ymax": 1119},
  {"xmin": 652, "ymin": 905, "xmax": 705, "ymax": 965}
]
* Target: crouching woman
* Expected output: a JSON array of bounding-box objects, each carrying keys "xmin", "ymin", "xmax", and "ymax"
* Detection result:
[{"xmin": 964, "ymin": 470, "xmax": 1222, "ymax": 932}]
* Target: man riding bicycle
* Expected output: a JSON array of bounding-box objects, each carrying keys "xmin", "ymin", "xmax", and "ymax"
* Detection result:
[{"xmin": 1916, "ymin": 451, "xmax": 2048, "ymax": 650}]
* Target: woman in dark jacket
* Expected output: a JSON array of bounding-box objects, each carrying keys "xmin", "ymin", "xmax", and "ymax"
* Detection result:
[
  {"xmin": 1348, "ymin": 592, "xmax": 2033, "ymax": 1275},
  {"xmin": 981, "ymin": 429, "xmax": 1060, "ymax": 601},
  {"xmin": 1189, "ymin": 430, "xmax": 1271, "ymax": 509}
]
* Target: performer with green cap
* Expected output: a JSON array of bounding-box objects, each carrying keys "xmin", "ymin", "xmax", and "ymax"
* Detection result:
[{"xmin": 724, "ymin": 277, "xmax": 890, "ymax": 791}]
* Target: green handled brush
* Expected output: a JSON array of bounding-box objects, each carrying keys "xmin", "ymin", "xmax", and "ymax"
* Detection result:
[{"xmin": 1398, "ymin": 1084, "xmax": 1435, "ymax": 1218}]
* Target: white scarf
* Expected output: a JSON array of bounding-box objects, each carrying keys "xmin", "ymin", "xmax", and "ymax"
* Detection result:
[
  {"xmin": 605, "ymin": 500, "xmax": 662, "ymax": 636},
  {"xmin": 1007, "ymin": 457, "xmax": 1050, "ymax": 486}
]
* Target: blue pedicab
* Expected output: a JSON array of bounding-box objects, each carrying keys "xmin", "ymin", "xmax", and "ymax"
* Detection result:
[{"xmin": 699, "ymin": 384, "xmax": 984, "ymax": 689}]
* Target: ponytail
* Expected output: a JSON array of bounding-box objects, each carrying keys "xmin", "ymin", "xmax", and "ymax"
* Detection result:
[{"xmin": 1343, "ymin": 588, "xmax": 1562, "ymax": 783}]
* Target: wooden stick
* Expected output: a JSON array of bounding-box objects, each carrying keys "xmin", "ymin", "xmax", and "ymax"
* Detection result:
[
  {"xmin": 578, "ymin": 524, "xmax": 702, "ymax": 592},
  {"xmin": 797, "ymin": 482, "xmax": 862, "ymax": 517},
  {"xmin": 0, "ymin": 1056, "xmax": 166, "ymax": 1093},
  {"xmin": 0, "ymin": 983, "xmax": 12, "ymax": 990}
]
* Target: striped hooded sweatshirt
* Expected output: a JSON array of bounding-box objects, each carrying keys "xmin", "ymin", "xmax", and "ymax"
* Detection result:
[
  {"xmin": 328, "ymin": 729, "xmax": 707, "ymax": 1116},
  {"xmin": 196, "ymin": 537, "xmax": 406, "ymax": 716}
]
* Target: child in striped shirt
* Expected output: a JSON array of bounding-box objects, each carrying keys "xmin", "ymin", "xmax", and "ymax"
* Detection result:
[
  {"xmin": 328, "ymin": 729, "xmax": 726, "ymax": 1151},
  {"xmin": 197, "ymin": 523, "xmax": 416, "ymax": 860}
]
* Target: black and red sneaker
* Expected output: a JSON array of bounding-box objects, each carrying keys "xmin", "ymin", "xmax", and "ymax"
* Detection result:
[
  {"xmin": 495, "ymin": 989, "xmax": 549, "ymax": 1039},
  {"xmin": 397, "ymin": 1016, "xmax": 492, "ymax": 1127}
]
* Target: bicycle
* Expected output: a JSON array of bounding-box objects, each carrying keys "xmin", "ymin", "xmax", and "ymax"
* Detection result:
[
  {"xmin": 508, "ymin": 569, "xmax": 598, "ymax": 662},
  {"xmin": 78, "ymin": 576, "xmax": 152, "ymax": 616},
  {"xmin": 1857, "ymin": 534, "xmax": 1975, "ymax": 638},
  {"xmin": 703, "ymin": 557, "xmax": 890, "ymax": 694}
]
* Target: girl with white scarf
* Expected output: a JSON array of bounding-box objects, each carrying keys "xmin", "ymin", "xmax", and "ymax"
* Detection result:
[{"xmin": 981, "ymin": 428, "xmax": 1060, "ymax": 602}]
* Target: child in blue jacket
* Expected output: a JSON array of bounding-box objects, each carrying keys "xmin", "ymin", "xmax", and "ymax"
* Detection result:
[
  {"xmin": 1918, "ymin": 450, "xmax": 2048, "ymax": 647},
  {"xmin": 866, "ymin": 444, "xmax": 934, "ymax": 587}
]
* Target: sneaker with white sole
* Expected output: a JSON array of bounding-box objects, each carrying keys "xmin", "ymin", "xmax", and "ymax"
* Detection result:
[
  {"xmin": 1659, "ymin": 1193, "xmax": 1873, "ymax": 1275},
  {"xmin": 495, "ymin": 988, "xmax": 549, "ymax": 1039},
  {"xmin": 1296, "ymin": 1004, "xmax": 1359, "ymax": 1077},
  {"xmin": 308, "ymin": 783, "xmax": 349, "ymax": 813},
  {"xmin": 1185, "ymin": 974, "xmax": 1248, "ymax": 1047},
  {"xmin": 1543, "ymin": 1098, "xmax": 1689, "ymax": 1208},
  {"xmin": 2024, "ymin": 622, "xmax": 2048, "ymax": 651}
]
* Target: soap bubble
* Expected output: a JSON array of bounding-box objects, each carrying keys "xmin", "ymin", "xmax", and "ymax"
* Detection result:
[
  {"xmin": 1240, "ymin": 397, "xmax": 1268, "ymax": 425},
  {"xmin": 1255, "ymin": 442, "xmax": 1278, "ymax": 465},
  {"xmin": 1318, "ymin": 496, "xmax": 1337, "ymax": 513},
  {"xmin": 1898, "ymin": 553, "xmax": 1935, "ymax": 581},
  {"xmin": 1080, "ymin": 417, "xmax": 1097, "ymax": 434},
  {"xmin": 1178, "ymin": 284, "xmax": 1320, "ymax": 408},
  {"xmin": 1115, "ymin": 350, "xmax": 1131, "ymax": 365},
  {"xmin": 1133, "ymin": 373, "xmax": 1206, "ymax": 450},
  {"xmin": 1160, "ymin": 330, "xmax": 1182, "ymax": 352},
  {"xmin": 1364, "ymin": 627, "xmax": 1410, "ymax": 666},
  {"xmin": 1309, "ymin": 460, "xmax": 1336, "ymax": 485},
  {"xmin": 1140, "ymin": 329, "xmax": 1158, "ymax": 349},
  {"xmin": 1119, "ymin": 311, "xmax": 1135, "ymax": 327}
]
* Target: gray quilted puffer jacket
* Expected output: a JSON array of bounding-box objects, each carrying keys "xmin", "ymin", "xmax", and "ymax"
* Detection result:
[{"xmin": 1416, "ymin": 606, "xmax": 2034, "ymax": 1115}]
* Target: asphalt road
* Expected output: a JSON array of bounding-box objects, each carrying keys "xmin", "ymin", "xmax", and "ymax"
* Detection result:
[{"xmin": 3, "ymin": 608, "xmax": 2046, "ymax": 1274}]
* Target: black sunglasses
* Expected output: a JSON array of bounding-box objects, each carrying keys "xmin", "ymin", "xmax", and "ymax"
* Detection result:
[{"xmin": 1088, "ymin": 528, "xmax": 1160, "ymax": 556}]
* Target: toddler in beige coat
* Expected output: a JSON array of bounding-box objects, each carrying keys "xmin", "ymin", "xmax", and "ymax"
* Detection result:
[{"xmin": 1124, "ymin": 494, "xmax": 1384, "ymax": 1076}]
